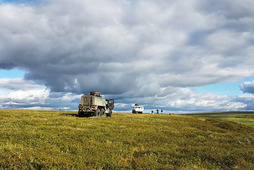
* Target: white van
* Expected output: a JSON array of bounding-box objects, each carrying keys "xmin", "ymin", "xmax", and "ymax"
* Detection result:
[{"xmin": 132, "ymin": 104, "xmax": 144, "ymax": 114}]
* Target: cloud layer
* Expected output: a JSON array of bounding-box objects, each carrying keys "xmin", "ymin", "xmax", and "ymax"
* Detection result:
[
  {"xmin": 240, "ymin": 81, "xmax": 254, "ymax": 94},
  {"xmin": 0, "ymin": 0, "xmax": 254, "ymax": 111},
  {"xmin": 0, "ymin": 78, "xmax": 80, "ymax": 110}
]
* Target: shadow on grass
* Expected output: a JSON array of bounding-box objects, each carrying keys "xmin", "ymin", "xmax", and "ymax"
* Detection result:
[{"xmin": 61, "ymin": 113, "xmax": 93, "ymax": 118}]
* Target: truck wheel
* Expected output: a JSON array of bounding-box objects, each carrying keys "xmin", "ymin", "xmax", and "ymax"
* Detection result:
[
  {"xmin": 100, "ymin": 108, "xmax": 105, "ymax": 116},
  {"xmin": 94, "ymin": 109, "xmax": 100, "ymax": 116},
  {"xmin": 78, "ymin": 111, "xmax": 84, "ymax": 117},
  {"xmin": 107, "ymin": 110, "xmax": 112, "ymax": 117}
]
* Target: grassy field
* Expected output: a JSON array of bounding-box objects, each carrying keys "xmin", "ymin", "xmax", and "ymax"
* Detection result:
[
  {"xmin": 0, "ymin": 109, "xmax": 254, "ymax": 169},
  {"xmin": 184, "ymin": 112, "xmax": 254, "ymax": 128}
]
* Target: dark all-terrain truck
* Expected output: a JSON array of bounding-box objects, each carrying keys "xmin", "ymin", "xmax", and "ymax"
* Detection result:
[{"xmin": 78, "ymin": 91, "xmax": 114, "ymax": 117}]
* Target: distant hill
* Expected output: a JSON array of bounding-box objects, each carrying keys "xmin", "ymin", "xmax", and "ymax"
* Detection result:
[
  {"xmin": 184, "ymin": 111, "xmax": 254, "ymax": 128},
  {"xmin": 0, "ymin": 109, "xmax": 253, "ymax": 169}
]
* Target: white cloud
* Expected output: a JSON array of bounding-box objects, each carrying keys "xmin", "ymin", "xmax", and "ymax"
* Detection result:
[
  {"xmin": 0, "ymin": 78, "xmax": 80, "ymax": 110},
  {"xmin": 0, "ymin": 78, "xmax": 49, "ymax": 108},
  {"xmin": 0, "ymin": 78, "xmax": 44, "ymax": 90},
  {"xmin": 167, "ymin": 92, "xmax": 246, "ymax": 111},
  {"xmin": 240, "ymin": 81, "xmax": 254, "ymax": 94}
]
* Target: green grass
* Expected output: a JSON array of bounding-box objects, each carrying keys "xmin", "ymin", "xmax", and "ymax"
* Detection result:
[
  {"xmin": 184, "ymin": 112, "xmax": 254, "ymax": 128},
  {"xmin": 0, "ymin": 109, "xmax": 254, "ymax": 169}
]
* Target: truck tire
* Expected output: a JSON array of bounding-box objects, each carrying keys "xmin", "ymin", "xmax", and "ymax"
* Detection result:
[
  {"xmin": 107, "ymin": 110, "xmax": 112, "ymax": 117},
  {"xmin": 100, "ymin": 108, "xmax": 105, "ymax": 116},
  {"xmin": 78, "ymin": 111, "xmax": 84, "ymax": 117},
  {"xmin": 94, "ymin": 109, "xmax": 100, "ymax": 116}
]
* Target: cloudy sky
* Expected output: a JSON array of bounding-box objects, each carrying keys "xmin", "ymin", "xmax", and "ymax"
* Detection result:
[{"xmin": 1, "ymin": 0, "xmax": 254, "ymax": 113}]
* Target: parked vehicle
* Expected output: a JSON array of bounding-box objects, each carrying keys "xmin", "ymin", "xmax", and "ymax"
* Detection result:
[
  {"xmin": 78, "ymin": 91, "xmax": 114, "ymax": 117},
  {"xmin": 132, "ymin": 104, "xmax": 144, "ymax": 114}
]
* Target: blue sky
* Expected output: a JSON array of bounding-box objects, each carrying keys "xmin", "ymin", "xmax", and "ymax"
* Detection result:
[
  {"xmin": 1, "ymin": 0, "xmax": 254, "ymax": 112},
  {"xmin": 0, "ymin": 69, "xmax": 25, "ymax": 78},
  {"xmin": 194, "ymin": 81, "xmax": 246, "ymax": 96}
]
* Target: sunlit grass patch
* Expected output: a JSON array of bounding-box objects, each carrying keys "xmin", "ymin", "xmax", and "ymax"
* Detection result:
[{"xmin": 185, "ymin": 111, "xmax": 254, "ymax": 128}]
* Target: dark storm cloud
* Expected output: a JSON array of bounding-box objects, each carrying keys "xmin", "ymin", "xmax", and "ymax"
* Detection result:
[
  {"xmin": 197, "ymin": 0, "xmax": 254, "ymax": 20},
  {"xmin": 0, "ymin": 62, "xmax": 16, "ymax": 69},
  {"xmin": 0, "ymin": 0, "xmax": 254, "ymax": 103}
]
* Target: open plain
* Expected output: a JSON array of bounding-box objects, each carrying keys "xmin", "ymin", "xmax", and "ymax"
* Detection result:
[{"xmin": 0, "ymin": 109, "xmax": 254, "ymax": 169}]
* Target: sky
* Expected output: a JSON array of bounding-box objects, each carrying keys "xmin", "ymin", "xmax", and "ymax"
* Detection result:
[{"xmin": 1, "ymin": 0, "xmax": 254, "ymax": 113}]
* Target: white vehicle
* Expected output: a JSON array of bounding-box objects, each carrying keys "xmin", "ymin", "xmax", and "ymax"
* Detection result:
[{"xmin": 132, "ymin": 104, "xmax": 144, "ymax": 114}]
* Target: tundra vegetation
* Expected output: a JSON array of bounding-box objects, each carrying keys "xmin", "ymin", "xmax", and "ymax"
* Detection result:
[
  {"xmin": 0, "ymin": 109, "xmax": 253, "ymax": 169},
  {"xmin": 184, "ymin": 112, "xmax": 254, "ymax": 128}
]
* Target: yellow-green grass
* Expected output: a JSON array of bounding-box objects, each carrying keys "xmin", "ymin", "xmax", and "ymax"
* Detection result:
[
  {"xmin": 0, "ymin": 109, "xmax": 254, "ymax": 169},
  {"xmin": 184, "ymin": 112, "xmax": 254, "ymax": 128}
]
